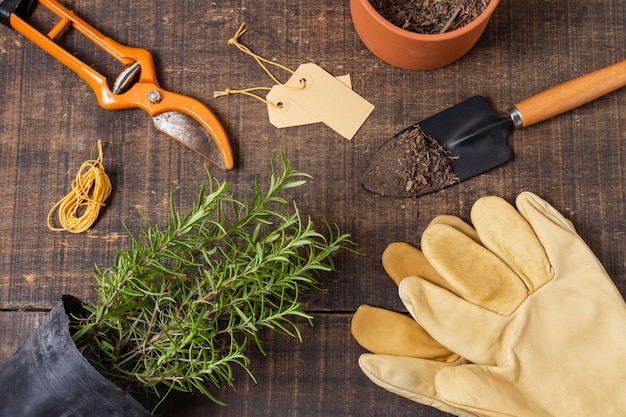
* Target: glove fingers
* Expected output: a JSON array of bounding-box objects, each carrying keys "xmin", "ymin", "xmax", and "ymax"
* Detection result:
[
  {"xmin": 515, "ymin": 191, "xmax": 577, "ymax": 236},
  {"xmin": 400, "ymin": 277, "xmax": 509, "ymax": 364},
  {"xmin": 515, "ymin": 191, "xmax": 604, "ymax": 276},
  {"xmin": 359, "ymin": 354, "xmax": 479, "ymax": 417},
  {"xmin": 422, "ymin": 223, "xmax": 528, "ymax": 315},
  {"xmin": 436, "ymin": 365, "xmax": 541, "ymax": 417},
  {"xmin": 470, "ymin": 196, "xmax": 553, "ymax": 294},
  {"xmin": 427, "ymin": 214, "xmax": 481, "ymax": 243},
  {"xmin": 382, "ymin": 213, "xmax": 480, "ymax": 288},
  {"xmin": 382, "ymin": 242, "xmax": 456, "ymax": 292},
  {"xmin": 351, "ymin": 305, "xmax": 458, "ymax": 361}
]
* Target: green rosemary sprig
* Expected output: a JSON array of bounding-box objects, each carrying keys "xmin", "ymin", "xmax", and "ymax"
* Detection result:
[{"xmin": 71, "ymin": 152, "xmax": 353, "ymax": 406}]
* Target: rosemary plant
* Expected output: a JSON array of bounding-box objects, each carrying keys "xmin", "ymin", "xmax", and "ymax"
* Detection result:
[{"xmin": 71, "ymin": 153, "xmax": 353, "ymax": 406}]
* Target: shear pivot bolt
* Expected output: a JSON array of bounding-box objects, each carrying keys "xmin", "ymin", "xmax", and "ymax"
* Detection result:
[{"xmin": 148, "ymin": 90, "xmax": 162, "ymax": 103}]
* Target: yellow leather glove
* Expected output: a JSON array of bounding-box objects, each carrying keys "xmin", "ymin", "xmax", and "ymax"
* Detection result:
[
  {"xmin": 352, "ymin": 213, "xmax": 526, "ymax": 416},
  {"xmin": 351, "ymin": 241, "xmax": 470, "ymax": 416},
  {"xmin": 357, "ymin": 192, "xmax": 626, "ymax": 416}
]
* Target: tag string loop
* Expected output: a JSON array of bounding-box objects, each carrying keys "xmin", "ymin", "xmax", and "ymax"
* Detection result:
[{"xmin": 214, "ymin": 23, "xmax": 305, "ymax": 107}]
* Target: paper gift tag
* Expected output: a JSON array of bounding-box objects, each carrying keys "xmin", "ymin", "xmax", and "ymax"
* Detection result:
[
  {"xmin": 265, "ymin": 74, "xmax": 352, "ymax": 128},
  {"xmin": 266, "ymin": 63, "xmax": 374, "ymax": 140}
]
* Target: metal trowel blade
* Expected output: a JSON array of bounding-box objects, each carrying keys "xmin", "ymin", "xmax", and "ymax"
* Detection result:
[{"xmin": 361, "ymin": 96, "xmax": 514, "ymax": 197}]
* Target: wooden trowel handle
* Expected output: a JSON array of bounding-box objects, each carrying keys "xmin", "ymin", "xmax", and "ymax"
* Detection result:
[{"xmin": 512, "ymin": 59, "xmax": 626, "ymax": 128}]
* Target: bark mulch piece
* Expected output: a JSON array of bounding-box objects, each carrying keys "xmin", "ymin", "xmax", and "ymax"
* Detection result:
[{"xmin": 369, "ymin": 0, "xmax": 490, "ymax": 34}]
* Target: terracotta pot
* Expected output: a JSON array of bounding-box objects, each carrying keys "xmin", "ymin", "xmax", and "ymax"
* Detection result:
[{"xmin": 350, "ymin": 0, "xmax": 500, "ymax": 70}]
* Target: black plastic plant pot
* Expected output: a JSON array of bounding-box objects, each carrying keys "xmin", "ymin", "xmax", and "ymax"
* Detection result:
[{"xmin": 0, "ymin": 295, "xmax": 152, "ymax": 417}]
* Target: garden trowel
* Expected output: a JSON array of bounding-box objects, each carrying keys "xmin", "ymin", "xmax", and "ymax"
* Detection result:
[{"xmin": 362, "ymin": 59, "xmax": 626, "ymax": 197}]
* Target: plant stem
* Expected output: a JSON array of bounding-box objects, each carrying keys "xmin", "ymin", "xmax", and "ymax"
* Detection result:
[{"xmin": 71, "ymin": 152, "xmax": 355, "ymax": 408}]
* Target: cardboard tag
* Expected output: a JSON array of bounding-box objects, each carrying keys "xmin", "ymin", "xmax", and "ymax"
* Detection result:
[
  {"xmin": 266, "ymin": 63, "xmax": 374, "ymax": 140},
  {"xmin": 265, "ymin": 75, "xmax": 351, "ymax": 128}
]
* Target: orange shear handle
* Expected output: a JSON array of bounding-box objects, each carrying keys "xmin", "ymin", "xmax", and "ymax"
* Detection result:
[{"xmin": 8, "ymin": 0, "xmax": 233, "ymax": 169}]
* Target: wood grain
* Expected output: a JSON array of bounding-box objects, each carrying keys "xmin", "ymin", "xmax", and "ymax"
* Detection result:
[{"xmin": 1, "ymin": 0, "xmax": 625, "ymax": 416}]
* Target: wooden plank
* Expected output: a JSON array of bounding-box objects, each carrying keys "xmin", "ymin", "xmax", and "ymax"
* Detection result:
[
  {"xmin": 0, "ymin": 311, "xmax": 47, "ymax": 364},
  {"xmin": 164, "ymin": 314, "xmax": 444, "ymax": 417},
  {"xmin": 0, "ymin": 0, "xmax": 625, "ymax": 416},
  {"xmin": 0, "ymin": 0, "xmax": 625, "ymax": 310},
  {"xmin": 0, "ymin": 312, "xmax": 445, "ymax": 416}
]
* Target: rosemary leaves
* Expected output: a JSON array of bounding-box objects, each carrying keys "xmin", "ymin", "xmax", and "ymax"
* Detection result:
[{"xmin": 71, "ymin": 152, "xmax": 353, "ymax": 408}]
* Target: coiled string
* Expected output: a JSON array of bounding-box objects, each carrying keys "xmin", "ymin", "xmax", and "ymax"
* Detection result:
[{"xmin": 47, "ymin": 140, "xmax": 112, "ymax": 233}]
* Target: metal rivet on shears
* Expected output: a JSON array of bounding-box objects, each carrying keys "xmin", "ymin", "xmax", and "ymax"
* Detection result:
[{"xmin": 147, "ymin": 90, "xmax": 162, "ymax": 103}]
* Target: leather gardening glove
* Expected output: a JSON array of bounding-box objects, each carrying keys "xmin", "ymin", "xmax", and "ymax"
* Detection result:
[
  {"xmin": 351, "ymin": 214, "xmax": 524, "ymax": 416},
  {"xmin": 362, "ymin": 192, "xmax": 626, "ymax": 416},
  {"xmin": 351, "ymin": 241, "xmax": 469, "ymax": 417}
]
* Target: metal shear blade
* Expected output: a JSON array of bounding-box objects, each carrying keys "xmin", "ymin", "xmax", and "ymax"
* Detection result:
[
  {"xmin": 1, "ymin": 0, "xmax": 234, "ymax": 170},
  {"xmin": 153, "ymin": 112, "xmax": 227, "ymax": 169}
]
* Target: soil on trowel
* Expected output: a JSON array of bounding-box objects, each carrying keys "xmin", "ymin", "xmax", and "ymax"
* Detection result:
[
  {"xmin": 362, "ymin": 127, "xmax": 459, "ymax": 198},
  {"xmin": 369, "ymin": 0, "xmax": 490, "ymax": 34}
]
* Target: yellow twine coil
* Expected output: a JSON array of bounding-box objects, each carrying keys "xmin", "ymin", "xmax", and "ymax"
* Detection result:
[{"xmin": 47, "ymin": 140, "xmax": 112, "ymax": 233}]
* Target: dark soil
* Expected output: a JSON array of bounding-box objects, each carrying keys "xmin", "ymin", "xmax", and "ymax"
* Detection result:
[
  {"xmin": 369, "ymin": 0, "xmax": 490, "ymax": 34},
  {"xmin": 361, "ymin": 126, "xmax": 459, "ymax": 198}
]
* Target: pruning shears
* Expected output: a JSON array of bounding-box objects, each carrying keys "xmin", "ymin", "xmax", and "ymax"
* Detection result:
[{"xmin": 0, "ymin": 0, "xmax": 234, "ymax": 169}]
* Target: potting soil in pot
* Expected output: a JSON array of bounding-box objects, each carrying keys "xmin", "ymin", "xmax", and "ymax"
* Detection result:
[{"xmin": 369, "ymin": 0, "xmax": 490, "ymax": 34}]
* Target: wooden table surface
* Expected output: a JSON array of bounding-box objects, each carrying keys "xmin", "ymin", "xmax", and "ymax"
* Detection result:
[{"xmin": 1, "ymin": 0, "xmax": 625, "ymax": 416}]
